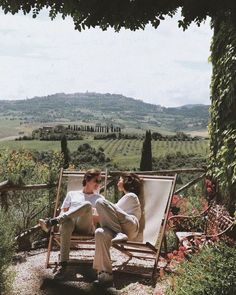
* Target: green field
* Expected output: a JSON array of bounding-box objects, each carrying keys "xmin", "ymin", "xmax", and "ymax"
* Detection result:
[
  {"xmin": 0, "ymin": 119, "xmax": 23, "ymax": 138},
  {"xmin": 0, "ymin": 138, "xmax": 209, "ymax": 169},
  {"xmin": 0, "ymin": 118, "xmax": 42, "ymax": 140}
]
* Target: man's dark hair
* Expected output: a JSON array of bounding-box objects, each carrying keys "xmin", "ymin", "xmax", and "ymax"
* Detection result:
[
  {"xmin": 122, "ymin": 173, "xmax": 142, "ymax": 195},
  {"xmin": 82, "ymin": 168, "xmax": 101, "ymax": 186}
]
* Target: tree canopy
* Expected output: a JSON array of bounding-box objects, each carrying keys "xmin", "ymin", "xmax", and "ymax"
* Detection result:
[{"xmin": 0, "ymin": 0, "xmax": 235, "ymax": 31}]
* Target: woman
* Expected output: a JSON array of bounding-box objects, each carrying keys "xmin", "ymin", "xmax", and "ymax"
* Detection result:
[
  {"xmin": 93, "ymin": 173, "xmax": 142, "ymax": 287},
  {"xmin": 39, "ymin": 168, "xmax": 103, "ymax": 279}
]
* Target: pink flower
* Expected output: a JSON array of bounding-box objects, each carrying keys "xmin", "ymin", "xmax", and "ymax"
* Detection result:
[
  {"xmin": 154, "ymin": 290, "xmax": 163, "ymax": 295},
  {"xmin": 205, "ymin": 179, "xmax": 212, "ymax": 187},
  {"xmin": 178, "ymin": 251, "xmax": 185, "ymax": 259},
  {"xmin": 176, "ymin": 255, "xmax": 184, "ymax": 262},
  {"xmin": 171, "ymin": 194, "xmax": 180, "ymax": 205},
  {"xmin": 179, "ymin": 246, "xmax": 186, "ymax": 252},
  {"xmin": 167, "ymin": 253, "xmax": 174, "ymax": 260},
  {"xmin": 173, "ymin": 250, "xmax": 178, "ymax": 256},
  {"xmin": 207, "ymin": 187, "xmax": 212, "ymax": 193}
]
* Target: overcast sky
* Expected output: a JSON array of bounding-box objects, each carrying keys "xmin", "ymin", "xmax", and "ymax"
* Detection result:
[{"xmin": 0, "ymin": 9, "xmax": 212, "ymax": 107}]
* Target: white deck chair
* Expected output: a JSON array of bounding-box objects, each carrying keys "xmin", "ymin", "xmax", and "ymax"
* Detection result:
[
  {"xmin": 112, "ymin": 174, "xmax": 177, "ymax": 279},
  {"xmin": 45, "ymin": 169, "xmax": 108, "ymax": 268}
]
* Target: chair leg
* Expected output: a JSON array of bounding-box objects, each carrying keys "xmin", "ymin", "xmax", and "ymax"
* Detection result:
[
  {"xmin": 45, "ymin": 233, "xmax": 53, "ymax": 268},
  {"xmin": 163, "ymin": 235, "xmax": 167, "ymax": 255},
  {"xmin": 151, "ymin": 260, "xmax": 158, "ymax": 285}
]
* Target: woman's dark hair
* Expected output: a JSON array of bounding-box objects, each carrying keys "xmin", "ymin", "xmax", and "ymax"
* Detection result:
[
  {"xmin": 121, "ymin": 173, "xmax": 142, "ymax": 195},
  {"xmin": 82, "ymin": 168, "xmax": 101, "ymax": 186}
]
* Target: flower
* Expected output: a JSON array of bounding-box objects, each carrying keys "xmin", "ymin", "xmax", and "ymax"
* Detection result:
[
  {"xmin": 205, "ymin": 179, "xmax": 212, "ymax": 187},
  {"xmin": 171, "ymin": 194, "xmax": 180, "ymax": 205},
  {"xmin": 167, "ymin": 253, "xmax": 174, "ymax": 260},
  {"xmin": 179, "ymin": 246, "xmax": 187, "ymax": 252},
  {"xmin": 207, "ymin": 187, "xmax": 213, "ymax": 193},
  {"xmin": 173, "ymin": 250, "xmax": 178, "ymax": 255}
]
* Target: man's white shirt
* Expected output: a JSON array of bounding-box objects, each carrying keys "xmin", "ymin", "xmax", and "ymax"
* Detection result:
[{"xmin": 61, "ymin": 190, "xmax": 103, "ymax": 209}]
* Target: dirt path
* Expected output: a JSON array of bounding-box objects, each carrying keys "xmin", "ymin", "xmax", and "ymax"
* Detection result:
[
  {"xmin": 0, "ymin": 135, "xmax": 18, "ymax": 141},
  {"xmin": 10, "ymin": 250, "xmax": 155, "ymax": 295}
]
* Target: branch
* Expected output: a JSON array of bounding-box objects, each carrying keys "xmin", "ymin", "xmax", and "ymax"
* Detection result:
[
  {"xmin": 109, "ymin": 168, "xmax": 206, "ymax": 176},
  {"xmin": 174, "ymin": 173, "xmax": 206, "ymax": 194},
  {"xmin": 0, "ymin": 183, "xmax": 57, "ymax": 193},
  {"xmin": 31, "ymin": 204, "xmax": 48, "ymax": 220}
]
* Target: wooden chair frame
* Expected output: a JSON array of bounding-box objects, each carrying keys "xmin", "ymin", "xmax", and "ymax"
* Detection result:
[
  {"xmin": 45, "ymin": 169, "xmax": 109, "ymax": 268},
  {"xmin": 45, "ymin": 169, "xmax": 177, "ymax": 281},
  {"xmin": 111, "ymin": 174, "xmax": 177, "ymax": 279}
]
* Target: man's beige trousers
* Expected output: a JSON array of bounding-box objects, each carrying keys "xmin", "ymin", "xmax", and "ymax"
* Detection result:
[{"xmin": 58, "ymin": 201, "xmax": 94, "ymax": 262}]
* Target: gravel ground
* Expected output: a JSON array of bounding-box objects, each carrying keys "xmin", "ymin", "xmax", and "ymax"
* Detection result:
[{"xmin": 10, "ymin": 249, "xmax": 155, "ymax": 295}]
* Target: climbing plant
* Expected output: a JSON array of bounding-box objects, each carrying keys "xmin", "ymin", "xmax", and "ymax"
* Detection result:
[{"xmin": 209, "ymin": 13, "xmax": 236, "ymax": 212}]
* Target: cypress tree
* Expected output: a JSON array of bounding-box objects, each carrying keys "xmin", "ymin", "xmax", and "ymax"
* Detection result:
[
  {"xmin": 61, "ymin": 135, "xmax": 70, "ymax": 169},
  {"xmin": 140, "ymin": 130, "xmax": 152, "ymax": 171}
]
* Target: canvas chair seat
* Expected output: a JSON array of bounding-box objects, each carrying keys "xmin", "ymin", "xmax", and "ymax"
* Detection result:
[{"xmin": 111, "ymin": 174, "xmax": 176, "ymax": 279}]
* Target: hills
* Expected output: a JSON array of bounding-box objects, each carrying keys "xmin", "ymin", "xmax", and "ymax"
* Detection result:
[{"xmin": 0, "ymin": 92, "xmax": 209, "ymax": 135}]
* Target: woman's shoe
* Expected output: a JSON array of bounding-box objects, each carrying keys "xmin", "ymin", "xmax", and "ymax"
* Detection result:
[{"xmin": 111, "ymin": 232, "xmax": 128, "ymax": 243}]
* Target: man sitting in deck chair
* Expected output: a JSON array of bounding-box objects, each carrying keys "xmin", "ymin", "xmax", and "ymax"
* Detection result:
[
  {"xmin": 93, "ymin": 173, "xmax": 142, "ymax": 287},
  {"xmin": 39, "ymin": 168, "xmax": 103, "ymax": 279}
]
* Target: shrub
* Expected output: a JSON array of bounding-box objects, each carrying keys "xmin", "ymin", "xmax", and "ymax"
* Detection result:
[
  {"xmin": 70, "ymin": 143, "xmax": 113, "ymax": 170},
  {"xmin": 152, "ymin": 152, "xmax": 206, "ymax": 171},
  {"xmin": 0, "ymin": 150, "xmax": 63, "ymax": 249},
  {"xmin": 164, "ymin": 229, "xmax": 177, "ymax": 253},
  {"xmin": 0, "ymin": 210, "xmax": 15, "ymax": 295},
  {"xmin": 166, "ymin": 242, "xmax": 236, "ymax": 295}
]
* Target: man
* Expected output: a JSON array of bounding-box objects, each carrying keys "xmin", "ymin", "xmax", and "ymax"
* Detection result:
[{"xmin": 39, "ymin": 168, "xmax": 103, "ymax": 279}]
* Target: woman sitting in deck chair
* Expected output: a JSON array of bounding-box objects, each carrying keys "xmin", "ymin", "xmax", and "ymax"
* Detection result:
[
  {"xmin": 93, "ymin": 173, "xmax": 142, "ymax": 287},
  {"xmin": 39, "ymin": 168, "xmax": 103, "ymax": 279}
]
